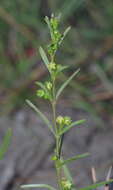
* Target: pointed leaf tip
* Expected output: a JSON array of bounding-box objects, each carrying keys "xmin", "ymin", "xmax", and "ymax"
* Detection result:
[
  {"xmin": 79, "ymin": 179, "xmax": 113, "ymax": 190},
  {"xmin": 39, "ymin": 46, "xmax": 50, "ymax": 71},
  {"xmin": 26, "ymin": 100, "xmax": 55, "ymax": 135},
  {"xmin": 56, "ymin": 68, "xmax": 80, "ymax": 100}
]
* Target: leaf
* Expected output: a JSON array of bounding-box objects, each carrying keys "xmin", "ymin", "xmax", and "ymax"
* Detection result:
[
  {"xmin": 62, "ymin": 158, "xmax": 79, "ymax": 189},
  {"xmin": 26, "ymin": 100, "xmax": 55, "ymax": 135},
  {"xmin": 36, "ymin": 81, "xmax": 46, "ymax": 91},
  {"xmin": 59, "ymin": 119, "xmax": 86, "ymax": 135},
  {"xmin": 21, "ymin": 184, "xmax": 57, "ymax": 190},
  {"xmin": 45, "ymin": 16, "xmax": 54, "ymax": 40},
  {"xmin": 0, "ymin": 128, "xmax": 12, "ymax": 160},
  {"xmin": 39, "ymin": 46, "xmax": 50, "ymax": 71},
  {"xmin": 59, "ymin": 26, "xmax": 71, "ymax": 45},
  {"xmin": 56, "ymin": 68, "xmax": 80, "ymax": 100},
  {"xmin": 45, "ymin": 16, "xmax": 51, "ymax": 30},
  {"xmin": 55, "ymin": 66, "xmax": 69, "ymax": 77},
  {"xmin": 63, "ymin": 26, "xmax": 71, "ymax": 38},
  {"xmin": 60, "ymin": 153, "xmax": 90, "ymax": 167},
  {"xmin": 79, "ymin": 179, "xmax": 113, "ymax": 190},
  {"xmin": 62, "ymin": 161, "xmax": 73, "ymax": 183},
  {"xmin": 57, "ymin": 65, "xmax": 69, "ymax": 73}
]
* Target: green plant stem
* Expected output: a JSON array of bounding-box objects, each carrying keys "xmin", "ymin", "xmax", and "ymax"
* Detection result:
[{"xmin": 51, "ymin": 77, "xmax": 62, "ymax": 190}]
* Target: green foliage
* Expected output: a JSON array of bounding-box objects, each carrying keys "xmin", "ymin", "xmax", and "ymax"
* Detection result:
[
  {"xmin": 59, "ymin": 153, "xmax": 90, "ymax": 167},
  {"xmin": 56, "ymin": 68, "xmax": 80, "ymax": 100},
  {"xmin": 59, "ymin": 119, "xmax": 86, "ymax": 135},
  {"xmin": 21, "ymin": 184, "xmax": 57, "ymax": 190},
  {"xmin": 79, "ymin": 180, "xmax": 113, "ymax": 190},
  {"xmin": 1, "ymin": 0, "xmax": 113, "ymax": 124},
  {"xmin": 26, "ymin": 100, "xmax": 55, "ymax": 135},
  {"xmin": 39, "ymin": 47, "xmax": 50, "ymax": 71},
  {"xmin": 21, "ymin": 14, "xmax": 113, "ymax": 190}
]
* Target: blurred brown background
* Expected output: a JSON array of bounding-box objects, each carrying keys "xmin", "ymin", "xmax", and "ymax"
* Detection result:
[{"xmin": 0, "ymin": 0, "xmax": 113, "ymax": 189}]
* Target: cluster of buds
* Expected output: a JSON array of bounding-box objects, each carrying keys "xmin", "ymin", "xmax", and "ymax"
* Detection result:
[
  {"xmin": 36, "ymin": 81, "xmax": 52, "ymax": 100},
  {"xmin": 61, "ymin": 178, "xmax": 73, "ymax": 190},
  {"xmin": 48, "ymin": 62, "xmax": 63, "ymax": 72},
  {"xmin": 56, "ymin": 116, "xmax": 72, "ymax": 126},
  {"xmin": 45, "ymin": 81, "xmax": 52, "ymax": 90},
  {"xmin": 47, "ymin": 15, "xmax": 62, "ymax": 56},
  {"xmin": 48, "ymin": 62, "xmax": 56, "ymax": 71}
]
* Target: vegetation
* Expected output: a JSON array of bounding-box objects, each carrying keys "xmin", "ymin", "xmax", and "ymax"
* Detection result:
[
  {"xmin": 0, "ymin": 0, "xmax": 113, "ymax": 130},
  {"xmin": 20, "ymin": 14, "xmax": 113, "ymax": 190}
]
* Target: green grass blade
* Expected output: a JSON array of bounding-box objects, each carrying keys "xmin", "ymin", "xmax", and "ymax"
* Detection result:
[
  {"xmin": 26, "ymin": 100, "xmax": 55, "ymax": 135},
  {"xmin": 79, "ymin": 179, "xmax": 113, "ymax": 190},
  {"xmin": 60, "ymin": 153, "xmax": 90, "ymax": 166},
  {"xmin": 0, "ymin": 128, "xmax": 12, "ymax": 160},
  {"xmin": 56, "ymin": 68, "xmax": 80, "ymax": 100},
  {"xmin": 39, "ymin": 46, "xmax": 50, "ymax": 71},
  {"xmin": 21, "ymin": 184, "xmax": 57, "ymax": 190},
  {"xmin": 59, "ymin": 119, "xmax": 86, "ymax": 135}
]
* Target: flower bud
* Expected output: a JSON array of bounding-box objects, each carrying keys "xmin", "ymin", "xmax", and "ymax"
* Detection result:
[
  {"xmin": 46, "ymin": 81, "xmax": 52, "ymax": 90},
  {"xmin": 48, "ymin": 62, "xmax": 56, "ymax": 70},
  {"xmin": 37, "ymin": 89, "xmax": 45, "ymax": 97},
  {"xmin": 56, "ymin": 116, "xmax": 64, "ymax": 125},
  {"xmin": 61, "ymin": 179, "xmax": 72, "ymax": 190},
  {"xmin": 64, "ymin": 116, "xmax": 72, "ymax": 125},
  {"xmin": 50, "ymin": 17, "xmax": 58, "ymax": 30}
]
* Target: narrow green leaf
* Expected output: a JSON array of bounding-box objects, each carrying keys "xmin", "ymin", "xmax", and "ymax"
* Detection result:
[
  {"xmin": 45, "ymin": 16, "xmax": 54, "ymax": 40},
  {"xmin": 21, "ymin": 184, "xmax": 57, "ymax": 190},
  {"xmin": 36, "ymin": 81, "xmax": 46, "ymax": 90},
  {"xmin": 45, "ymin": 16, "xmax": 51, "ymax": 30},
  {"xmin": 63, "ymin": 26, "xmax": 71, "ymax": 38},
  {"xmin": 79, "ymin": 179, "xmax": 113, "ymax": 190},
  {"xmin": 61, "ymin": 158, "xmax": 78, "ymax": 189},
  {"xmin": 59, "ymin": 119, "xmax": 86, "ymax": 136},
  {"xmin": 56, "ymin": 68, "xmax": 80, "ymax": 100},
  {"xmin": 26, "ymin": 100, "xmax": 55, "ymax": 135},
  {"xmin": 62, "ymin": 161, "xmax": 73, "ymax": 182},
  {"xmin": 57, "ymin": 65, "xmax": 69, "ymax": 73},
  {"xmin": 59, "ymin": 26, "xmax": 71, "ymax": 45},
  {"xmin": 39, "ymin": 47, "xmax": 50, "ymax": 71},
  {"xmin": 0, "ymin": 128, "xmax": 12, "ymax": 160},
  {"xmin": 60, "ymin": 153, "xmax": 90, "ymax": 167}
]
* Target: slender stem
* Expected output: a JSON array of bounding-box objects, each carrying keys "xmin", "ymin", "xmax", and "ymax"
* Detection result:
[{"xmin": 51, "ymin": 76, "xmax": 62, "ymax": 190}]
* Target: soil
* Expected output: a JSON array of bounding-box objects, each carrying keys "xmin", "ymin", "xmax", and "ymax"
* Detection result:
[{"xmin": 0, "ymin": 104, "xmax": 113, "ymax": 190}]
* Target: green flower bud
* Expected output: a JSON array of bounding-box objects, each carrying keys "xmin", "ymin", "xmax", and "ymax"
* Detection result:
[
  {"xmin": 44, "ymin": 93, "xmax": 49, "ymax": 100},
  {"xmin": 56, "ymin": 116, "xmax": 64, "ymax": 125},
  {"xmin": 61, "ymin": 179, "xmax": 72, "ymax": 190},
  {"xmin": 50, "ymin": 18, "xmax": 58, "ymax": 30},
  {"xmin": 64, "ymin": 116, "xmax": 72, "ymax": 125},
  {"xmin": 51, "ymin": 155, "xmax": 57, "ymax": 161},
  {"xmin": 48, "ymin": 62, "xmax": 56, "ymax": 70},
  {"xmin": 37, "ymin": 89, "xmax": 45, "ymax": 97},
  {"xmin": 46, "ymin": 81, "xmax": 52, "ymax": 90}
]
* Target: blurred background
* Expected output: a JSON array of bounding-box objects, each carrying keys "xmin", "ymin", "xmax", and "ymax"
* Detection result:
[{"xmin": 0, "ymin": 0, "xmax": 113, "ymax": 189}]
